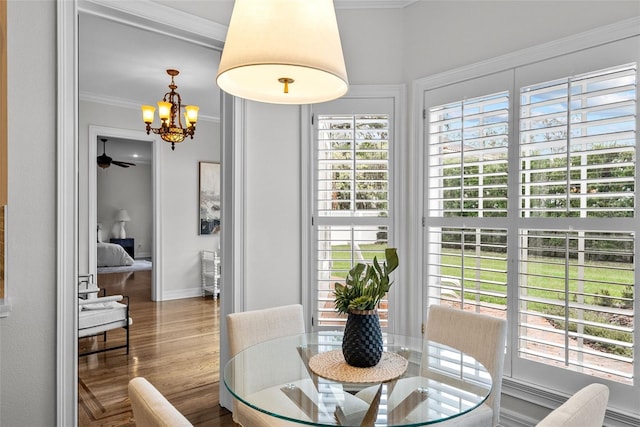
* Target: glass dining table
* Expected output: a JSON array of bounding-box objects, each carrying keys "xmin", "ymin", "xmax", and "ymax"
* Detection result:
[{"xmin": 224, "ymin": 331, "xmax": 492, "ymax": 426}]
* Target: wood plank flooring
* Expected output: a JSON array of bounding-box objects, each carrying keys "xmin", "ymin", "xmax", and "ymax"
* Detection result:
[{"xmin": 78, "ymin": 270, "xmax": 234, "ymax": 426}]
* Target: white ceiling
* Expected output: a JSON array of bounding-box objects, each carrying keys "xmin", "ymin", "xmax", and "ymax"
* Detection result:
[{"xmin": 96, "ymin": 136, "xmax": 152, "ymax": 167}]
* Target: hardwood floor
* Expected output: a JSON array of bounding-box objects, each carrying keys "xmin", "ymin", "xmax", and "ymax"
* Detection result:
[{"xmin": 78, "ymin": 270, "xmax": 234, "ymax": 426}]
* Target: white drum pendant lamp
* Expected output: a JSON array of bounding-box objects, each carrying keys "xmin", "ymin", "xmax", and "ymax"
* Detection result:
[{"xmin": 216, "ymin": 0, "xmax": 349, "ymax": 104}]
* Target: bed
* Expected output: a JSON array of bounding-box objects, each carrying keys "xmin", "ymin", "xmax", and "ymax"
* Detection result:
[{"xmin": 97, "ymin": 242, "xmax": 135, "ymax": 267}]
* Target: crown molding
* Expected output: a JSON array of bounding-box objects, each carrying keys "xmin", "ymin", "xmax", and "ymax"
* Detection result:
[
  {"xmin": 336, "ymin": 0, "xmax": 418, "ymax": 8},
  {"xmin": 77, "ymin": 0, "xmax": 417, "ymax": 48},
  {"xmin": 80, "ymin": 91, "xmax": 220, "ymax": 123},
  {"xmin": 78, "ymin": 0, "xmax": 226, "ymax": 50}
]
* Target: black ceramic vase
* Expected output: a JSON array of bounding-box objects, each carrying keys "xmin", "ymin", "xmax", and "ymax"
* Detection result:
[{"xmin": 342, "ymin": 309, "xmax": 383, "ymax": 367}]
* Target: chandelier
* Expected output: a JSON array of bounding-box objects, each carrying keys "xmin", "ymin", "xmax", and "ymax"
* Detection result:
[
  {"xmin": 141, "ymin": 69, "xmax": 199, "ymax": 150},
  {"xmin": 216, "ymin": 0, "xmax": 348, "ymax": 104}
]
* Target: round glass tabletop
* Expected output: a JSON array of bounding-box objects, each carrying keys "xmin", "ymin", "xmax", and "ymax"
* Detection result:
[{"xmin": 224, "ymin": 331, "xmax": 492, "ymax": 426}]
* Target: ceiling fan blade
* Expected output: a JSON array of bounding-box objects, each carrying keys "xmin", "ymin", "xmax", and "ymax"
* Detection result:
[
  {"xmin": 97, "ymin": 139, "xmax": 136, "ymax": 169},
  {"xmin": 112, "ymin": 160, "xmax": 136, "ymax": 168}
]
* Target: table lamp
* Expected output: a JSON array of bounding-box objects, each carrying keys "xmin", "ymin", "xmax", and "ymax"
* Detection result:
[{"xmin": 115, "ymin": 209, "xmax": 131, "ymax": 239}]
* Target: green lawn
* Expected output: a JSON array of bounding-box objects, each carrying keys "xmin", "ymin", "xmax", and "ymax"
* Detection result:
[
  {"xmin": 330, "ymin": 245, "xmax": 633, "ymax": 307},
  {"xmin": 437, "ymin": 249, "xmax": 633, "ymax": 309},
  {"xmin": 330, "ymin": 243, "xmax": 389, "ymax": 278},
  {"xmin": 329, "ymin": 245, "xmax": 634, "ymax": 356}
]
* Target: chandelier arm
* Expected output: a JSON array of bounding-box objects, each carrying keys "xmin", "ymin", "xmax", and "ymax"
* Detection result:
[
  {"xmin": 174, "ymin": 92, "xmax": 183, "ymax": 129},
  {"xmin": 163, "ymin": 90, "xmax": 184, "ymax": 129}
]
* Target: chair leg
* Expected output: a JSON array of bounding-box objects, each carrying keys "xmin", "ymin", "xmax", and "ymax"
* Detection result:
[
  {"xmin": 125, "ymin": 296, "xmax": 130, "ymax": 354},
  {"xmin": 125, "ymin": 318, "xmax": 130, "ymax": 355}
]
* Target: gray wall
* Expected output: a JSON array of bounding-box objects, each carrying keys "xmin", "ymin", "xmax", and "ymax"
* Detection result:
[
  {"xmin": 243, "ymin": 102, "xmax": 303, "ymax": 309},
  {"xmin": 402, "ymin": 1, "xmax": 639, "ymax": 82},
  {"xmin": 1, "ymin": 0, "xmax": 57, "ymax": 424}
]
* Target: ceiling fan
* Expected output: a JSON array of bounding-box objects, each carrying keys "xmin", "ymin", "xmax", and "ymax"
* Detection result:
[{"xmin": 97, "ymin": 138, "xmax": 136, "ymax": 169}]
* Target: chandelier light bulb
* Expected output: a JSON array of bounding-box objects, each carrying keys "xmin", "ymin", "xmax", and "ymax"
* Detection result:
[
  {"xmin": 157, "ymin": 101, "xmax": 171, "ymax": 121},
  {"xmin": 141, "ymin": 105, "xmax": 156, "ymax": 124},
  {"xmin": 185, "ymin": 105, "xmax": 199, "ymax": 124}
]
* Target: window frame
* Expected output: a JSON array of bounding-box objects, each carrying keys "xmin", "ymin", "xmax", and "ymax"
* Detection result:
[
  {"xmin": 302, "ymin": 85, "xmax": 405, "ymax": 334},
  {"xmin": 511, "ymin": 37, "xmax": 640, "ymax": 413},
  {"xmin": 417, "ymin": 30, "xmax": 640, "ymax": 418},
  {"xmin": 423, "ymin": 70, "xmax": 516, "ymax": 378}
]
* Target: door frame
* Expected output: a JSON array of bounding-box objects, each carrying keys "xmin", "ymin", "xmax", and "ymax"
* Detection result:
[
  {"xmin": 88, "ymin": 126, "xmax": 162, "ymax": 300},
  {"xmin": 56, "ymin": 2, "xmax": 228, "ymax": 425}
]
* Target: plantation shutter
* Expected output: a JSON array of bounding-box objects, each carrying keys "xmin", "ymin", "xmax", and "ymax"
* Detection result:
[
  {"xmin": 427, "ymin": 91, "xmax": 510, "ymax": 218},
  {"xmin": 422, "ymin": 34, "xmax": 640, "ymax": 414},
  {"xmin": 426, "ymin": 61, "xmax": 637, "ymax": 387},
  {"xmin": 425, "ymin": 84, "xmax": 510, "ymax": 322},
  {"xmin": 312, "ymin": 97, "xmax": 395, "ymax": 330},
  {"xmin": 517, "ymin": 64, "xmax": 637, "ymax": 384},
  {"xmin": 520, "ymin": 64, "xmax": 636, "ymax": 218}
]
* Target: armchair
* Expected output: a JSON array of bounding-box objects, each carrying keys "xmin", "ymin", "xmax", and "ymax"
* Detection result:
[
  {"xmin": 536, "ymin": 383, "xmax": 609, "ymax": 427},
  {"xmin": 78, "ymin": 286, "xmax": 131, "ymax": 357},
  {"xmin": 129, "ymin": 377, "xmax": 193, "ymax": 427}
]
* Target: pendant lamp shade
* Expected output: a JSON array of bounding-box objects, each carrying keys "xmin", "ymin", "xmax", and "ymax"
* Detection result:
[{"xmin": 216, "ymin": 0, "xmax": 349, "ymax": 104}]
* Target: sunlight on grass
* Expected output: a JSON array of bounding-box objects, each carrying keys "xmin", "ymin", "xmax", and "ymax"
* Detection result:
[{"xmin": 331, "ymin": 243, "xmax": 388, "ymax": 279}]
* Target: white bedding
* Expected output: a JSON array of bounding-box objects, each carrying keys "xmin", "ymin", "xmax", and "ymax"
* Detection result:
[{"xmin": 97, "ymin": 242, "xmax": 135, "ymax": 267}]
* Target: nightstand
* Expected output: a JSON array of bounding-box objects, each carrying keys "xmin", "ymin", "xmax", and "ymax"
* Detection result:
[{"xmin": 110, "ymin": 238, "xmax": 135, "ymax": 259}]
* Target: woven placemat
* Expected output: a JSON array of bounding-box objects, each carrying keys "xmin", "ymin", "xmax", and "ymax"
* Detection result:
[{"xmin": 308, "ymin": 350, "xmax": 408, "ymax": 383}]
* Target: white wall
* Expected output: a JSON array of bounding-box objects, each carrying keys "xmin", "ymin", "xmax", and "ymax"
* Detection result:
[
  {"xmin": 403, "ymin": 1, "xmax": 640, "ymax": 82},
  {"xmin": 1, "ymin": 1, "xmax": 57, "ymax": 425},
  {"xmin": 158, "ymin": 124, "xmax": 221, "ymax": 299},
  {"xmin": 337, "ymin": 8, "xmax": 405, "ymax": 85},
  {"xmin": 97, "ymin": 162, "xmax": 153, "ymax": 257},
  {"xmin": 242, "ymin": 102, "xmax": 303, "ymax": 309}
]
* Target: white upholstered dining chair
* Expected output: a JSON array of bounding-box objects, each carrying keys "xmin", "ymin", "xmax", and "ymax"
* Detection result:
[
  {"xmin": 536, "ymin": 383, "xmax": 609, "ymax": 427},
  {"xmin": 226, "ymin": 304, "xmax": 306, "ymax": 427},
  {"xmin": 354, "ymin": 304, "xmax": 507, "ymax": 426},
  {"xmin": 128, "ymin": 377, "xmax": 192, "ymax": 427},
  {"xmin": 424, "ymin": 304, "xmax": 507, "ymax": 426}
]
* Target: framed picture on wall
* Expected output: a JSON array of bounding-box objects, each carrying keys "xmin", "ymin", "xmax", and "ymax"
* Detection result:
[{"xmin": 199, "ymin": 161, "xmax": 221, "ymax": 235}]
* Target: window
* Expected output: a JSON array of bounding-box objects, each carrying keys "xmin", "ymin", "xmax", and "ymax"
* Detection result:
[
  {"xmin": 518, "ymin": 64, "xmax": 636, "ymax": 384},
  {"xmin": 311, "ymin": 95, "xmax": 398, "ymax": 330},
  {"xmin": 426, "ymin": 89, "xmax": 509, "ymax": 320},
  {"xmin": 424, "ymin": 38, "xmax": 639, "ymax": 413}
]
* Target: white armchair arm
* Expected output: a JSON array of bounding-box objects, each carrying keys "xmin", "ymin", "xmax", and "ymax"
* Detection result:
[
  {"xmin": 78, "ymin": 295, "xmax": 123, "ymax": 307},
  {"xmin": 79, "ymin": 287, "xmax": 105, "ymax": 298}
]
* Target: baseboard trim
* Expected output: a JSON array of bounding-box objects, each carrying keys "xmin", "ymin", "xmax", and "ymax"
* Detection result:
[
  {"xmin": 499, "ymin": 408, "xmax": 538, "ymax": 427},
  {"xmin": 161, "ymin": 287, "xmax": 204, "ymax": 301}
]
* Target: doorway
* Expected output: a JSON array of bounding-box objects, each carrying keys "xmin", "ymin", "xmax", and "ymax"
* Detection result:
[
  {"xmin": 88, "ymin": 127, "xmax": 161, "ymax": 299},
  {"xmin": 57, "ymin": 3, "xmax": 230, "ymax": 425}
]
